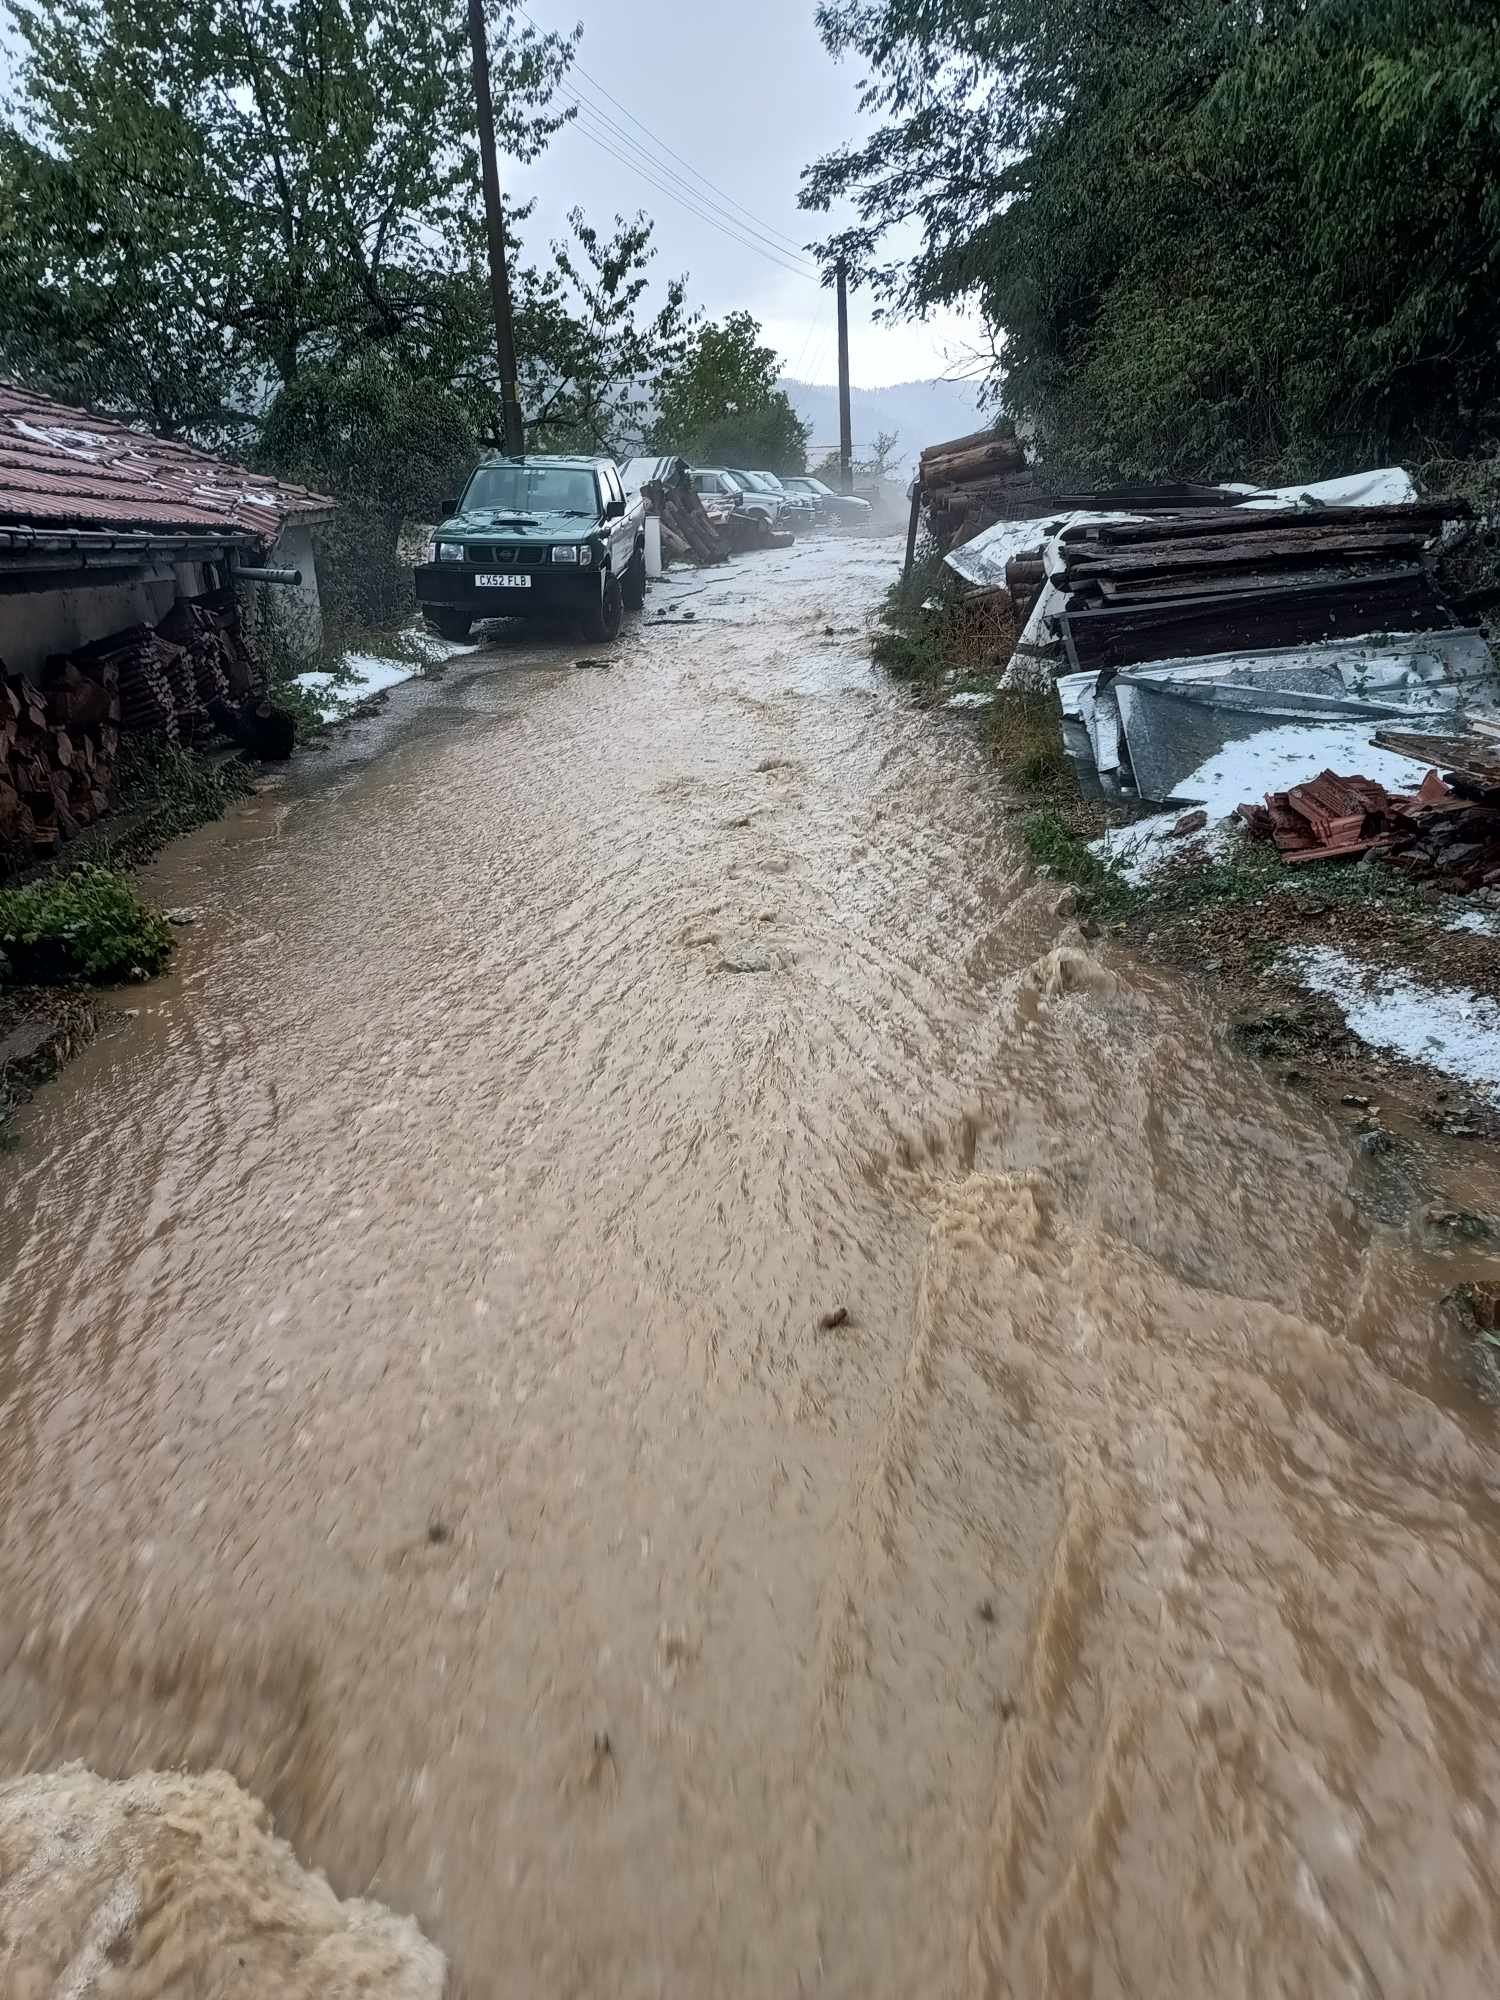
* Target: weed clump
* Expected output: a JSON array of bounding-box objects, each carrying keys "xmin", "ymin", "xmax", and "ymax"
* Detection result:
[
  {"xmin": 0, "ymin": 867, "xmax": 174, "ymax": 984},
  {"xmin": 1021, "ymin": 811, "xmax": 1140, "ymax": 919}
]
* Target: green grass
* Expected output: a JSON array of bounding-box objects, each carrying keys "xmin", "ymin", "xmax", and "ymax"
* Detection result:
[
  {"xmin": 1021, "ymin": 810, "xmax": 1142, "ymax": 918},
  {"xmin": 1136, "ymin": 829, "xmax": 1430, "ymax": 924},
  {"xmin": 987, "ymin": 691, "xmax": 1070, "ymax": 788},
  {"xmin": 871, "ymin": 552, "xmax": 975, "ymax": 691},
  {"xmin": 0, "ymin": 867, "xmax": 174, "ymax": 984}
]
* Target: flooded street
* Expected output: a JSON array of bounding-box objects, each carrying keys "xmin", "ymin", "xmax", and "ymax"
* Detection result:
[{"xmin": 4, "ymin": 534, "xmax": 1500, "ymax": 1996}]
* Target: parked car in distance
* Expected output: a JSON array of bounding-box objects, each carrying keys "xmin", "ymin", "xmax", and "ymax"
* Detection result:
[
  {"xmin": 781, "ymin": 476, "xmax": 874, "ymax": 527},
  {"xmin": 415, "ymin": 455, "xmax": 646, "ymax": 645},
  {"xmin": 690, "ymin": 467, "xmax": 782, "ymax": 528},
  {"xmin": 733, "ymin": 470, "xmax": 819, "ymax": 531}
]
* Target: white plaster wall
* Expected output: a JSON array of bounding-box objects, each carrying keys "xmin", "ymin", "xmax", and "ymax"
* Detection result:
[
  {"xmin": 0, "ymin": 576, "xmax": 177, "ymax": 683},
  {"xmin": 244, "ymin": 520, "xmax": 324, "ymax": 662}
]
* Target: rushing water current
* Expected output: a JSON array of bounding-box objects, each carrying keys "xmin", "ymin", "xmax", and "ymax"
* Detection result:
[{"xmin": 3, "ymin": 537, "xmax": 1500, "ymax": 1997}]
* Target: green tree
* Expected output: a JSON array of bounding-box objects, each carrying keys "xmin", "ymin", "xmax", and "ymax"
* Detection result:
[
  {"xmin": 258, "ymin": 354, "xmax": 476, "ymax": 629},
  {"xmin": 0, "ymin": 0, "xmax": 576, "ymax": 437},
  {"xmin": 801, "ymin": 0, "xmax": 1500, "ymax": 482},
  {"xmin": 513, "ymin": 210, "xmax": 694, "ymax": 456},
  {"xmin": 648, "ymin": 312, "xmax": 811, "ymax": 472}
]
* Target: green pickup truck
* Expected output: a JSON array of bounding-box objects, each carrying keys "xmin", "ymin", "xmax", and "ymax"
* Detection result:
[{"xmin": 415, "ymin": 454, "xmax": 648, "ymax": 645}]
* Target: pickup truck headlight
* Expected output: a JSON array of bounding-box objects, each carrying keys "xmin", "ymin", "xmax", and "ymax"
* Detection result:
[
  {"xmin": 551, "ymin": 544, "xmax": 594, "ymax": 566},
  {"xmin": 433, "ymin": 541, "xmax": 463, "ymax": 562}
]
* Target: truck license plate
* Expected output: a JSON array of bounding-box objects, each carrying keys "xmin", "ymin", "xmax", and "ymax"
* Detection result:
[{"xmin": 476, "ymin": 573, "xmax": 531, "ymax": 589}]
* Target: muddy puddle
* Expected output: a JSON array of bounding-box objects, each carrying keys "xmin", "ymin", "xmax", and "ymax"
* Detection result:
[{"xmin": 2, "ymin": 536, "xmax": 1499, "ymax": 1995}]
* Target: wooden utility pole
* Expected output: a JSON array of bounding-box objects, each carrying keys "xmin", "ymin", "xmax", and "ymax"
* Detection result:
[
  {"xmin": 835, "ymin": 258, "xmax": 853, "ymax": 496},
  {"xmin": 466, "ymin": 0, "xmax": 525, "ymax": 457}
]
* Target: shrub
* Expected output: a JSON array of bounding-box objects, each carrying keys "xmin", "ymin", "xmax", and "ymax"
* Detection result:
[{"xmin": 0, "ymin": 867, "xmax": 174, "ymax": 983}]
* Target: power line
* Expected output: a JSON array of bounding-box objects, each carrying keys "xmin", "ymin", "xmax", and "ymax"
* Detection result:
[
  {"xmin": 789, "ymin": 304, "xmax": 827, "ymax": 379},
  {"xmin": 560, "ymin": 63, "xmax": 813, "ymax": 258},
  {"xmin": 522, "ymin": 4, "xmax": 818, "ymax": 264},
  {"xmin": 558, "ymin": 78, "xmax": 819, "ymax": 275},
  {"xmin": 562, "ymin": 100, "xmax": 815, "ymax": 281},
  {"xmin": 559, "ymin": 96, "xmax": 819, "ymax": 284}
]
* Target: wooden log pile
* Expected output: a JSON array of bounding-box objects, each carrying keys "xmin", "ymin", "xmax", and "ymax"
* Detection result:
[
  {"xmin": 157, "ymin": 597, "xmax": 258, "ymax": 708},
  {"xmin": 1, "ymin": 595, "xmax": 264, "ymax": 864},
  {"xmin": 919, "ymin": 428, "xmax": 1027, "ymax": 550},
  {"xmin": 641, "ymin": 474, "xmax": 726, "ymax": 566},
  {"xmin": 1003, "ymin": 552, "xmax": 1048, "ymax": 622}
]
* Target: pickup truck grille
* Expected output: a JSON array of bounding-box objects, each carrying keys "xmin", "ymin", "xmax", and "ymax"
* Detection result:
[{"xmin": 466, "ymin": 546, "xmax": 545, "ymax": 569}]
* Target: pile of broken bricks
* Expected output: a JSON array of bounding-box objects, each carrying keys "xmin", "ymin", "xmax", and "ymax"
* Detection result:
[{"xmin": 1237, "ymin": 765, "xmax": 1500, "ymax": 888}]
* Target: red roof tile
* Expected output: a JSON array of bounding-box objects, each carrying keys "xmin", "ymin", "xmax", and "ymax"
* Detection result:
[{"xmin": 0, "ymin": 384, "xmax": 334, "ymax": 540}]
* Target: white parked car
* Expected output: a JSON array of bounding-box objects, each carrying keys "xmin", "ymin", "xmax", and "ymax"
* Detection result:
[
  {"xmin": 734, "ymin": 470, "xmax": 819, "ymax": 531},
  {"xmin": 690, "ymin": 467, "xmax": 783, "ymax": 527}
]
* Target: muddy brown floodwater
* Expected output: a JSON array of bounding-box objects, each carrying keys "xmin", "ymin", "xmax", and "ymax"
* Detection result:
[{"xmin": 3, "ymin": 535, "xmax": 1500, "ymax": 1997}]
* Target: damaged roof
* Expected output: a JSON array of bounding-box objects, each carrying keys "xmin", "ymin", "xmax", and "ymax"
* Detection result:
[{"xmin": 0, "ymin": 384, "xmax": 334, "ymax": 541}]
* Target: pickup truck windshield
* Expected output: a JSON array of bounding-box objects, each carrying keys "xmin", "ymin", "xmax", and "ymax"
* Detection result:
[{"xmin": 462, "ymin": 466, "xmax": 599, "ymax": 516}]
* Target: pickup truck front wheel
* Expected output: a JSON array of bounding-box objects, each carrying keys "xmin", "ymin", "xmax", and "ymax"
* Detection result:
[
  {"xmin": 621, "ymin": 547, "xmax": 647, "ymax": 611},
  {"xmin": 581, "ymin": 572, "xmax": 624, "ymax": 645},
  {"xmin": 426, "ymin": 607, "xmax": 472, "ymax": 643}
]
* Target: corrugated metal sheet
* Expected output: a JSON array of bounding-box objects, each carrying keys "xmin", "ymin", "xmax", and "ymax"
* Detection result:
[{"xmin": 0, "ymin": 385, "xmax": 334, "ymax": 540}]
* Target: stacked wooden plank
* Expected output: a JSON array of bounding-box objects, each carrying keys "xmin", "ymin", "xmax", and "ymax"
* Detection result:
[
  {"xmin": 641, "ymin": 474, "xmax": 725, "ymax": 566},
  {"xmin": 927, "ymin": 459, "xmax": 1247, "ymax": 555},
  {"xmin": 1055, "ymin": 503, "xmax": 1466, "ymax": 672}
]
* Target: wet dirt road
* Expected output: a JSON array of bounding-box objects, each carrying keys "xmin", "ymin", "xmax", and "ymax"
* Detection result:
[{"xmin": 4, "ymin": 536, "xmax": 1500, "ymax": 1996}]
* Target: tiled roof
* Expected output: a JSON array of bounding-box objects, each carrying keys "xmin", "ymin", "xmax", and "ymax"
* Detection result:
[{"xmin": 0, "ymin": 384, "xmax": 334, "ymax": 540}]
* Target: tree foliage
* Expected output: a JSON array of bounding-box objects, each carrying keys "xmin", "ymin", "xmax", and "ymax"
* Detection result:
[
  {"xmin": 648, "ymin": 312, "xmax": 811, "ymax": 472},
  {"xmin": 513, "ymin": 210, "xmax": 694, "ymax": 457},
  {"xmin": 258, "ymin": 354, "xmax": 477, "ymax": 629},
  {"xmin": 0, "ymin": 0, "xmax": 700, "ymax": 527},
  {"xmin": 0, "ymin": 0, "xmax": 575, "ymax": 437},
  {"xmin": 802, "ymin": 0, "xmax": 1500, "ymax": 482}
]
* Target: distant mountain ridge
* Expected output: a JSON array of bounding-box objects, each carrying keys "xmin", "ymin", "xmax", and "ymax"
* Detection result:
[{"xmin": 779, "ymin": 377, "xmax": 986, "ymax": 471}]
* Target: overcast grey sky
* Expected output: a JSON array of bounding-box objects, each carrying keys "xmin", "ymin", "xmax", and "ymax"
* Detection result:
[{"xmin": 508, "ymin": 0, "xmax": 985, "ymax": 389}]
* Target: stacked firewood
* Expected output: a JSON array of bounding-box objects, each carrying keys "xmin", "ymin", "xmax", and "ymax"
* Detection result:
[
  {"xmin": 642, "ymin": 473, "xmax": 726, "ymax": 566},
  {"xmin": 1, "ymin": 597, "xmax": 263, "ymax": 862},
  {"xmin": 158, "ymin": 598, "xmax": 257, "ymax": 710},
  {"xmin": 1, "ymin": 652, "xmax": 121, "ymax": 856}
]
